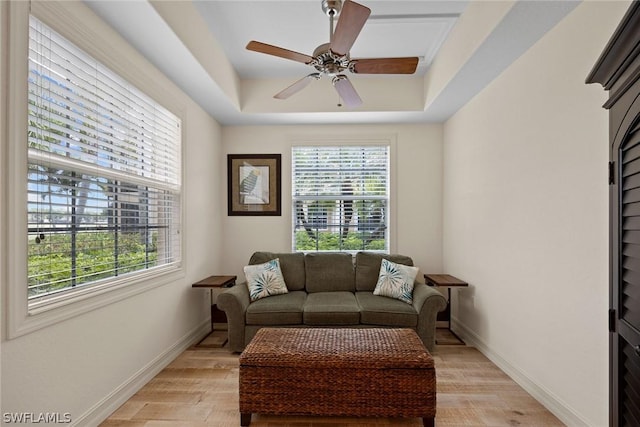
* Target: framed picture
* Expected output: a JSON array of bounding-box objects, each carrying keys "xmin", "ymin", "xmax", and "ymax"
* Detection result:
[{"xmin": 227, "ymin": 154, "xmax": 281, "ymax": 216}]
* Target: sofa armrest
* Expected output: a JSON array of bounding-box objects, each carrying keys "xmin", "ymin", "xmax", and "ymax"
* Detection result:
[
  {"xmin": 412, "ymin": 283, "xmax": 447, "ymax": 352},
  {"xmin": 217, "ymin": 283, "xmax": 250, "ymax": 353}
]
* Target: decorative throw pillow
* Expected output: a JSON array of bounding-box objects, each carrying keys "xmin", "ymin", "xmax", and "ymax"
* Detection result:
[
  {"xmin": 373, "ymin": 258, "xmax": 419, "ymax": 304},
  {"xmin": 244, "ymin": 258, "xmax": 288, "ymax": 301}
]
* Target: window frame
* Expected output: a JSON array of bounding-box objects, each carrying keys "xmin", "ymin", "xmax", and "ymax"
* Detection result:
[
  {"xmin": 5, "ymin": 2, "xmax": 186, "ymax": 338},
  {"xmin": 289, "ymin": 135, "xmax": 397, "ymax": 254}
]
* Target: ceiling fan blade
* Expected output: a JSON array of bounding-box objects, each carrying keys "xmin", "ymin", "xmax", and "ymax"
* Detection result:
[
  {"xmin": 274, "ymin": 73, "xmax": 321, "ymax": 99},
  {"xmin": 246, "ymin": 41, "xmax": 313, "ymax": 64},
  {"xmin": 330, "ymin": 0, "xmax": 371, "ymax": 56},
  {"xmin": 352, "ymin": 57, "xmax": 419, "ymax": 74},
  {"xmin": 332, "ymin": 75, "xmax": 362, "ymax": 108}
]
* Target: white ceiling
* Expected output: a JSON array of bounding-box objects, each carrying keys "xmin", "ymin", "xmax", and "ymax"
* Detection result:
[
  {"xmin": 192, "ymin": 1, "xmax": 467, "ymax": 79},
  {"xmin": 84, "ymin": 0, "xmax": 580, "ymax": 126}
]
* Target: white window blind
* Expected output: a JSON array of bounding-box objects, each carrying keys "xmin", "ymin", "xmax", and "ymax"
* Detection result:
[
  {"xmin": 27, "ymin": 16, "xmax": 182, "ymax": 305},
  {"xmin": 292, "ymin": 145, "xmax": 389, "ymax": 252}
]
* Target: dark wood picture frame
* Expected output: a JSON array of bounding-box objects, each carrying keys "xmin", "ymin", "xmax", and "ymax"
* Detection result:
[{"xmin": 227, "ymin": 154, "xmax": 281, "ymax": 216}]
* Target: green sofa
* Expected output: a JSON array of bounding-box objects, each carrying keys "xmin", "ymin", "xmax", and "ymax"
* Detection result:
[{"xmin": 217, "ymin": 251, "xmax": 447, "ymax": 353}]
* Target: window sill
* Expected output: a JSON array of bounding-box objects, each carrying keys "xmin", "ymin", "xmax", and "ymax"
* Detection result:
[{"xmin": 8, "ymin": 266, "xmax": 184, "ymax": 339}]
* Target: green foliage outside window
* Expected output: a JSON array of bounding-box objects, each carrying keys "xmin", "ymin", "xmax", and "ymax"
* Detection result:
[
  {"xmin": 28, "ymin": 231, "xmax": 158, "ymax": 298},
  {"xmin": 294, "ymin": 230, "xmax": 385, "ymax": 252}
]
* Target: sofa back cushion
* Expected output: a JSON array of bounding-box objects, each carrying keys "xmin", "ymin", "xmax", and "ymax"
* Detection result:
[
  {"xmin": 304, "ymin": 252, "xmax": 355, "ymax": 293},
  {"xmin": 249, "ymin": 252, "xmax": 306, "ymax": 291},
  {"xmin": 355, "ymin": 252, "xmax": 415, "ymax": 292}
]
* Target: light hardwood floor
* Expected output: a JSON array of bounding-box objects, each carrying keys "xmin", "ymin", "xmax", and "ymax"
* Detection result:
[{"xmin": 101, "ymin": 330, "xmax": 564, "ymax": 426}]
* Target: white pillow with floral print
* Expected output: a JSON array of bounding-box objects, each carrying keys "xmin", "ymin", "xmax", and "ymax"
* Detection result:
[
  {"xmin": 244, "ymin": 258, "xmax": 288, "ymax": 301},
  {"xmin": 373, "ymin": 259, "xmax": 419, "ymax": 304}
]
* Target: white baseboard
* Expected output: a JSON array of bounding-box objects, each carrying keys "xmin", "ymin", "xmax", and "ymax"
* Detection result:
[
  {"xmin": 72, "ymin": 319, "xmax": 211, "ymax": 427},
  {"xmin": 451, "ymin": 318, "xmax": 590, "ymax": 427}
]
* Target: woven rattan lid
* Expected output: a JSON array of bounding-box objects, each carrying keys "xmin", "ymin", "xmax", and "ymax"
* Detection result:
[{"xmin": 240, "ymin": 328, "xmax": 433, "ymax": 369}]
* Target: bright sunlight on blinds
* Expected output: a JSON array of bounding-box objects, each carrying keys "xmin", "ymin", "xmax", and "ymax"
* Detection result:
[{"xmin": 27, "ymin": 16, "xmax": 182, "ymax": 305}]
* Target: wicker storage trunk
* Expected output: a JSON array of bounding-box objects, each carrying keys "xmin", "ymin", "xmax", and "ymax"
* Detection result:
[{"xmin": 238, "ymin": 327, "xmax": 436, "ymax": 426}]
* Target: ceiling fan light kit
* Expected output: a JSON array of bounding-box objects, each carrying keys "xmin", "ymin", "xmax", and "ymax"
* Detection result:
[{"xmin": 246, "ymin": 0, "xmax": 419, "ymax": 108}]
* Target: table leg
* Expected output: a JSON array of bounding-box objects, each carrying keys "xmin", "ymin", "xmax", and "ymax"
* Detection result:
[
  {"xmin": 241, "ymin": 413, "xmax": 251, "ymax": 426},
  {"xmin": 194, "ymin": 290, "xmax": 214, "ymax": 347},
  {"xmin": 195, "ymin": 289, "xmax": 228, "ymax": 347},
  {"xmin": 447, "ymin": 287, "xmax": 465, "ymax": 344},
  {"xmin": 447, "ymin": 287, "xmax": 452, "ymax": 330}
]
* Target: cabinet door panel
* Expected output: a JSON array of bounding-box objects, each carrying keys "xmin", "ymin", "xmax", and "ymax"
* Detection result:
[{"xmin": 616, "ymin": 126, "xmax": 640, "ymax": 427}]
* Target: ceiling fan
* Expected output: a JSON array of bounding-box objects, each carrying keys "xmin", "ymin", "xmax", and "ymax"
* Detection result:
[{"xmin": 246, "ymin": 0, "xmax": 419, "ymax": 108}]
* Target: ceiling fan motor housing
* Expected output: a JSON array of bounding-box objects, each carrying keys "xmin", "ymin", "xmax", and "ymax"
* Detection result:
[{"xmin": 312, "ymin": 43, "xmax": 351, "ymax": 76}]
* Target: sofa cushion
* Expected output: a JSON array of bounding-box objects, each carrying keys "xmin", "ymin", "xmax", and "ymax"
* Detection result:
[
  {"xmin": 373, "ymin": 259, "xmax": 419, "ymax": 304},
  {"xmin": 355, "ymin": 292, "xmax": 418, "ymax": 327},
  {"xmin": 303, "ymin": 292, "xmax": 360, "ymax": 325},
  {"xmin": 249, "ymin": 252, "xmax": 306, "ymax": 291},
  {"xmin": 244, "ymin": 258, "xmax": 288, "ymax": 301},
  {"xmin": 304, "ymin": 252, "xmax": 355, "ymax": 293},
  {"xmin": 246, "ymin": 291, "xmax": 307, "ymax": 325},
  {"xmin": 355, "ymin": 252, "xmax": 415, "ymax": 292}
]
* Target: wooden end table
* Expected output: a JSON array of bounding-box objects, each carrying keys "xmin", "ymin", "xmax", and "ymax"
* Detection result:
[
  {"xmin": 424, "ymin": 274, "xmax": 468, "ymax": 344},
  {"xmin": 192, "ymin": 275, "xmax": 236, "ymax": 346}
]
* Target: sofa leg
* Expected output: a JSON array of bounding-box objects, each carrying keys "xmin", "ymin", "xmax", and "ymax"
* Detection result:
[
  {"xmin": 240, "ymin": 413, "xmax": 251, "ymax": 426},
  {"xmin": 423, "ymin": 417, "xmax": 435, "ymax": 427}
]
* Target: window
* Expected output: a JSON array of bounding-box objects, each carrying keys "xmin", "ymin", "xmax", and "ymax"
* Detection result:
[
  {"xmin": 26, "ymin": 16, "xmax": 182, "ymax": 308},
  {"xmin": 292, "ymin": 145, "xmax": 389, "ymax": 252}
]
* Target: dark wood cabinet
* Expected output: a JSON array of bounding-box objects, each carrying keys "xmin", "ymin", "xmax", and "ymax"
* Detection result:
[{"xmin": 587, "ymin": 3, "xmax": 640, "ymax": 425}]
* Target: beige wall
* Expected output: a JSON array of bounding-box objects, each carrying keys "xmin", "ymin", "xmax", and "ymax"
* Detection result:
[
  {"xmin": 443, "ymin": 2, "xmax": 630, "ymax": 425},
  {"xmin": 0, "ymin": 2, "xmax": 223, "ymax": 424},
  {"xmin": 221, "ymin": 124, "xmax": 443, "ymax": 280}
]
